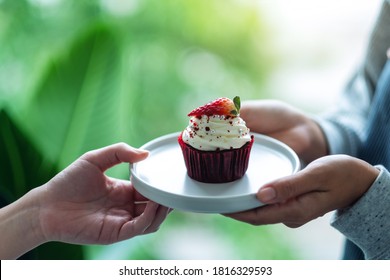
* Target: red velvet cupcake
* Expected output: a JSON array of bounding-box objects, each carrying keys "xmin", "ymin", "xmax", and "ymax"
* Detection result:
[{"xmin": 178, "ymin": 96, "xmax": 254, "ymax": 183}]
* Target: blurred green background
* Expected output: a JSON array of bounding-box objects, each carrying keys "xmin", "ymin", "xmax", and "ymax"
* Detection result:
[{"xmin": 1, "ymin": 0, "xmax": 347, "ymax": 260}]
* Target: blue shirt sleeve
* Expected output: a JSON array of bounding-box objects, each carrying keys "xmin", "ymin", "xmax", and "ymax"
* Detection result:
[{"xmin": 330, "ymin": 166, "xmax": 390, "ymax": 259}]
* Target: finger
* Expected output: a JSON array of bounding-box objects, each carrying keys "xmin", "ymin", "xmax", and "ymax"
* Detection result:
[
  {"xmin": 225, "ymin": 204, "xmax": 289, "ymax": 226},
  {"xmin": 142, "ymin": 204, "xmax": 171, "ymax": 234},
  {"xmin": 132, "ymin": 202, "xmax": 170, "ymax": 235},
  {"xmin": 81, "ymin": 142, "xmax": 149, "ymax": 172},
  {"xmin": 224, "ymin": 208, "xmax": 264, "ymax": 224},
  {"xmin": 119, "ymin": 201, "xmax": 159, "ymax": 240},
  {"xmin": 257, "ymin": 170, "xmax": 319, "ymax": 204},
  {"xmin": 227, "ymin": 192, "xmax": 326, "ymax": 227}
]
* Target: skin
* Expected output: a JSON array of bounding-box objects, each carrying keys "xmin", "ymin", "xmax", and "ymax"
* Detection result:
[
  {"xmin": 225, "ymin": 100, "xmax": 379, "ymax": 227},
  {"xmin": 0, "ymin": 143, "xmax": 170, "ymax": 259}
]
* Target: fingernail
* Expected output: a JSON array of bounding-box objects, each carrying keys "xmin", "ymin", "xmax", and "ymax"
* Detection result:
[{"xmin": 258, "ymin": 187, "xmax": 276, "ymax": 203}]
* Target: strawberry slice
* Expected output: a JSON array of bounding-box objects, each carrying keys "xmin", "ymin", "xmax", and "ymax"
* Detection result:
[{"xmin": 188, "ymin": 96, "xmax": 241, "ymax": 117}]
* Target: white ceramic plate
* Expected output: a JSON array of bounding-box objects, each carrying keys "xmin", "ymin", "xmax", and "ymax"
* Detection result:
[{"xmin": 131, "ymin": 132, "xmax": 300, "ymax": 213}]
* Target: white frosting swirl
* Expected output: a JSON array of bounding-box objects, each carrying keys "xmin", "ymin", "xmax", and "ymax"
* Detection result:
[{"xmin": 182, "ymin": 115, "xmax": 251, "ymax": 151}]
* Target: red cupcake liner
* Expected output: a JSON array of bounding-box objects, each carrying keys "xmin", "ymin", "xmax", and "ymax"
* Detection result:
[{"xmin": 178, "ymin": 133, "xmax": 254, "ymax": 183}]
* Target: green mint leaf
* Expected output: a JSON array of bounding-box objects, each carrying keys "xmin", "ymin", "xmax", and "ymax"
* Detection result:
[{"xmin": 233, "ymin": 96, "xmax": 241, "ymax": 114}]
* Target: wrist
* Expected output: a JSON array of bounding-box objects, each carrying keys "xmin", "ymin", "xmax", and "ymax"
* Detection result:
[
  {"xmin": 0, "ymin": 187, "xmax": 47, "ymax": 259},
  {"xmin": 25, "ymin": 187, "xmax": 48, "ymax": 246},
  {"xmin": 354, "ymin": 159, "xmax": 380, "ymax": 198}
]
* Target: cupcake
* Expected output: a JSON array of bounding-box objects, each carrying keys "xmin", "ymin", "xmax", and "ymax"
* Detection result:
[{"xmin": 178, "ymin": 96, "xmax": 254, "ymax": 183}]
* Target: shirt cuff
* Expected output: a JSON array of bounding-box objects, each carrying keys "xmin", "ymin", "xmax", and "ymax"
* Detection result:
[{"xmin": 330, "ymin": 165, "xmax": 390, "ymax": 259}]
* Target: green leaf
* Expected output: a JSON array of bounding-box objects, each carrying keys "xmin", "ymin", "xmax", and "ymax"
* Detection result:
[
  {"xmin": 33, "ymin": 242, "xmax": 84, "ymax": 260},
  {"xmin": 0, "ymin": 109, "xmax": 56, "ymax": 200},
  {"xmin": 19, "ymin": 23, "xmax": 129, "ymax": 170},
  {"xmin": 233, "ymin": 96, "xmax": 241, "ymax": 114}
]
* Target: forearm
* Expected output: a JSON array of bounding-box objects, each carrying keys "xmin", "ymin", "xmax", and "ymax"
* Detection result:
[{"xmin": 0, "ymin": 187, "xmax": 46, "ymax": 259}]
